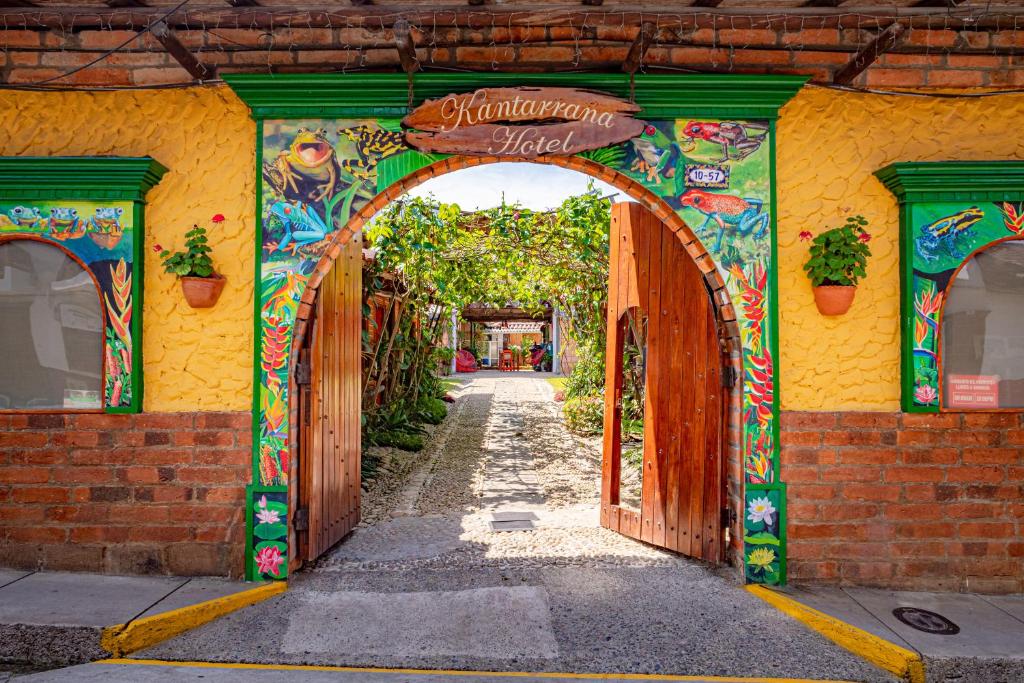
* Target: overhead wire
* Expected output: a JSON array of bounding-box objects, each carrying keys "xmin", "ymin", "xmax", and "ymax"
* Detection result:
[{"xmin": 0, "ymin": 6, "xmax": 1021, "ymax": 98}]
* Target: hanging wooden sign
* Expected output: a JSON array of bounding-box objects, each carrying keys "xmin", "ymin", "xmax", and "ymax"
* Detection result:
[{"xmin": 402, "ymin": 86, "xmax": 645, "ymax": 158}]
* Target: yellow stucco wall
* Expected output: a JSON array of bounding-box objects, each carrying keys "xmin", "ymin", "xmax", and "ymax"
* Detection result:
[
  {"xmin": 0, "ymin": 85, "xmax": 256, "ymax": 412},
  {"xmin": 2, "ymin": 83, "xmax": 1021, "ymax": 413},
  {"xmin": 776, "ymin": 85, "xmax": 1024, "ymax": 411}
]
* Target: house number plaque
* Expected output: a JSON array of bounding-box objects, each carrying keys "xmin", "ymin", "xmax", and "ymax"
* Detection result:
[{"xmin": 402, "ymin": 86, "xmax": 646, "ymax": 158}]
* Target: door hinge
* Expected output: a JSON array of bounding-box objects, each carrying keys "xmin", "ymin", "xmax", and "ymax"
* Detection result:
[
  {"xmin": 293, "ymin": 508, "xmax": 309, "ymax": 531},
  {"xmin": 722, "ymin": 365, "xmax": 736, "ymax": 389},
  {"xmin": 721, "ymin": 507, "xmax": 737, "ymax": 529},
  {"xmin": 296, "ymin": 360, "xmax": 311, "ymax": 386}
]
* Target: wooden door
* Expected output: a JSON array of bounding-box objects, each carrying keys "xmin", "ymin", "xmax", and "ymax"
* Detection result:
[
  {"xmin": 295, "ymin": 233, "xmax": 362, "ymax": 564},
  {"xmin": 601, "ymin": 202, "xmax": 726, "ymax": 563}
]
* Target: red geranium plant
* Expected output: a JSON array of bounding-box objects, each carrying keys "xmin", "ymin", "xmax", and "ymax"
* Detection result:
[{"xmin": 156, "ymin": 215, "xmax": 226, "ymax": 308}]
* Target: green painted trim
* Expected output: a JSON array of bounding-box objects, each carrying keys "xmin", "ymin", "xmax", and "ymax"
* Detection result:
[
  {"xmin": 244, "ymin": 484, "xmax": 255, "ymax": 582},
  {"xmin": 246, "ymin": 484, "xmax": 288, "ymax": 582},
  {"xmin": 0, "ymin": 157, "xmax": 168, "ymax": 202},
  {"xmin": 899, "ymin": 201, "xmax": 932, "ymax": 413},
  {"xmin": 130, "ymin": 202, "xmax": 145, "ymax": 413},
  {"xmin": 0, "ymin": 158, "xmax": 166, "ymax": 414},
  {"xmin": 747, "ymin": 482, "xmax": 787, "ymax": 586},
  {"xmin": 768, "ymin": 119, "xmax": 782, "ymax": 484},
  {"xmin": 876, "ymin": 161, "xmax": 1024, "ymax": 204},
  {"xmin": 223, "ymin": 73, "xmax": 808, "ymax": 121},
  {"xmin": 874, "ymin": 161, "xmax": 1024, "ymax": 411},
  {"xmin": 251, "ymin": 122, "xmax": 265, "ymax": 497}
]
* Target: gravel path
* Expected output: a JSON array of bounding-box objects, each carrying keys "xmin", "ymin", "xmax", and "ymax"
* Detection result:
[{"xmin": 318, "ymin": 370, "xmax": 680, "ymax": 572}]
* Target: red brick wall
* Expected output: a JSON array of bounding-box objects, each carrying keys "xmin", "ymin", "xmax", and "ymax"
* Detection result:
[
  {"xmin": 1, "ymin": 25, "xmax": 1020, "ymax": 89},
  {"xmin": 0, "ymin": 412, "xmax": 250, "ymax": 577},
  {"xmin": 782, "ymin": 411, "xmax": 1024, "ymax": 593}
]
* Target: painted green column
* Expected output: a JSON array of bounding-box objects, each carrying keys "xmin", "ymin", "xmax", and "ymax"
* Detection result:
[{"xmin": 226, "ymin": 73, "xmax": 804, "ymax": 583}]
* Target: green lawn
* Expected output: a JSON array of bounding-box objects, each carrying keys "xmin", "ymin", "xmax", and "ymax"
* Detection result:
[
  {"xmin": 439, "ymin": 377, "xmax": 463, "ymax": 393},
  {"xmin": 546, "ymin": 376, "xmax": 567, "ymax": 392}
]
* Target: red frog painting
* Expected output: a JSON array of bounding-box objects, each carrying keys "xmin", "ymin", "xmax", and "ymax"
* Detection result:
[
  {"xmin": 678, "ymin": 189, "xmax": 768, "ymax": 252},
  {"xmin": 680, "ymin": 121, "xmax": 768, "ymax": 163}
]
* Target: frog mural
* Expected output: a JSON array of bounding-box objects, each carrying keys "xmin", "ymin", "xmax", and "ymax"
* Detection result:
[
  {"xmin": 0, "ymin": 205, "xmax": 45, "ymax": 231},
  {"xmin": 904, "ymin": 201, "xmax": 1024, "ymax": 409},
  {"xmin": 252, "ymin": 113, "xmax": 784, "ymax": 584},
  {"xmin": 678, "ymin": 188, "xmax": 769, "ymax": 252},
  {"xmin": 680, "ymin": 120, "xmax": 769, "ymax": 163},
  {"xmin": 0, "ymin": 199, "xmax": 137, "ymax": 409},
  {"xmin": 48, "ymin": 207, "xmax": 87, "ymax": 241},
  {"xmin": 915, "ymin": 206, "xmax": 984, "ymax": 263},
  {"xmin": 89, "ymin": 207, "xmax": 125, "ymax": 249},
  {"xmin": 264, "ymin": 127, "xmax": 342, "ymax": 203}
]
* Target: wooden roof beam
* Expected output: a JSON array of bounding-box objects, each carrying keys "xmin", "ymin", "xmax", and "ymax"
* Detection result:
[
  {"xmin": 622, "ymin": 21, "xmax": 655, "ymax": 74},
  {"xmin": 833, "ymin": 21, "xmax": 906, "ymax": 85},
  {"xmin": 2, "ymin": 7, "xmax": 1020, "ymax": 31},
  {"xmin": 393, "ymin": 17, "xmax": 419, "ymax": 74},
  {"xmin": 151, "ymin": 20, "xmax": 215, "ymax": 81},
  {"xmin": 691, "ymin": 1, "xmax": 724, "ymax": 7}
]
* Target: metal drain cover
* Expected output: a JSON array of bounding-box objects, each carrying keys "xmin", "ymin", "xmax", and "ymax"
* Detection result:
[
  {"xmin": 488, "ymin": 520, "xmax": 535, "ymax": 532},
  {"xmin": 487, "ymin": 511, "xmax": 538, "ymax": 532},
  {"xmin": 892, "ymin": 607, "xmax": 960, "ymax": 635}
]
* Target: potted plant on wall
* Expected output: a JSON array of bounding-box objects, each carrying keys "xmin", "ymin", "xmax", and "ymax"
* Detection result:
[
  {"xmin": 157, "ymin": 215, "xmax": 226, "ymax": 308},
  {"xmin": 802, "ymin": 215, "xmax": 872, "ymax": 316}
]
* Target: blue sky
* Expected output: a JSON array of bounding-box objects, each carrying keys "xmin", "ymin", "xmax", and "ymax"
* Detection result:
[{"xmin": 403, "ymin": 162, "xmax": 627, "ymax": 211}]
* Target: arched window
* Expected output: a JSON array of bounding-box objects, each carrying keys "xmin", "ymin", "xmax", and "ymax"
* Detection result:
[
  {"xmin": 941, "ymin": 239, "xmax": 1024, "ymax": 409},
  {"xmin": 0, "ymin": 239, "xmax": 104, "ymax": 410}
]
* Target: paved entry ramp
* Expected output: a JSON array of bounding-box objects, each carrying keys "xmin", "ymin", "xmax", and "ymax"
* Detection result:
[
  {"xmin": 132, "ymin": 374, "xmax": 896, "ymax": 682},
  {"xmin": 281, "ymin": 586, "xmax": 559, "ymax": 659}
]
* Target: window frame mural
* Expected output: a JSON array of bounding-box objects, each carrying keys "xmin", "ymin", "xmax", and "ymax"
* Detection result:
[
  {"xmin": 226, "ymin": 73, "xmax": 806, "ymax": 583},
  {"xmin": 0, "ymin": 157, "xmax": 167, "ymax": 413},
  {"xmin": 877, "ymin": 161, "xmax": 1024, "ymax": 413}
]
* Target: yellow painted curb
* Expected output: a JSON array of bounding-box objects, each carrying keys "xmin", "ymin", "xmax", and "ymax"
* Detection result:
[
  {"xmin": 100, "ymin": 581, "xmax": 287, "ymax": 657},
  {"xmin": 746, "ymin": 585, "xmax": 925, "ymax": 683},
  {"xmin": 99, "ymin": 658, "xmax": 861, "ymax": 682}
]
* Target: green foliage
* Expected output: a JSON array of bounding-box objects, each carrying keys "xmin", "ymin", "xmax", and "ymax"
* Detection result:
[
  {"xmin": 416, "ymin": 396, "xmax": 448, "ymax": 425},
  {"xmin": 374, "ymin": 430, "xmax": 425, "ymax": 452},
  {"xmin": 564, "ymin": 342, "xmax": 605, "ymax": 400},
  {"xmin": 563, "ymin": 394, "xmax": 604, "ymax": 436},
  {"xmin": 160, "ymin": 224, "xmax": 216, "ymax": 278},
  {"xmin": 579, "ymin": 145, "xmax": 627, "ymax": 169},
  {"xmin": 365, "ymin": 188, "xmax": 612, "ymax": 428},
  {"xmin": 803, "ymin": 215, "xmax": 872, "ymax": 287}
]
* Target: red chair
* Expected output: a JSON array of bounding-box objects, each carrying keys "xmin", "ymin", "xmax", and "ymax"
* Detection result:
[
  {"xmin": 499, "ymin": 350, "xmax": 515, "ymax": 372},
  {"xmin": 455, "ymin": 349, "xmax": 478, "ymax": 373}
]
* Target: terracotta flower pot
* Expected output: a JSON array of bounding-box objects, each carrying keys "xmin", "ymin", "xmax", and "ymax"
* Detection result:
[
  {"xmin": 813, "ymin": 285, "xmax": 856, "ymax": 316},
  {"xmin": 181, "ymin": 274, "xmax": 226, "ymax": 309}
]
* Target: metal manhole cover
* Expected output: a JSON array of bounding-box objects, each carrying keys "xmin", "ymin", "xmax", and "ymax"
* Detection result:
[{"xmin": 892, "ymin": 607, "xmax": 960, "ymax": 635}]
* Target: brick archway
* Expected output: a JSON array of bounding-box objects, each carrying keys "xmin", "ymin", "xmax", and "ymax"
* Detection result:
[{"xmin": 286, "ymin": 154, "xmax": 745, "ymax": 565}]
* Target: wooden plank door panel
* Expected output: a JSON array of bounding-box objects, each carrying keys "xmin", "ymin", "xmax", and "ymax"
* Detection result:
[
  {"xmin": 295, "ymin": 235, "xmax": 362, "ymax": 564},
  {"xmin": 601, "ymin": 202, "xmax": 725, "ymax": 564}
]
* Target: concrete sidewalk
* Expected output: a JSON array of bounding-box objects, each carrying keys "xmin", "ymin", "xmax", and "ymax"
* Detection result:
[
  {"xmin": 0, "ymin": 570, "xmax": 275, "ymax": 667},
  {"xmin": 775, "ymin": 585, "xmax": 1024, "ymax": 682}
]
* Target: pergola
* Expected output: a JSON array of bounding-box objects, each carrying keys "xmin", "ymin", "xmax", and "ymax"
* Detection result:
[{"xmin": 1, "ymin": 2, "xmax": 1021, "ymax": 90}]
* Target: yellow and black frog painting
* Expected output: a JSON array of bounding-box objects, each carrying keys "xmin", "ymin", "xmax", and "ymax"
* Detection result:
[
  {"xmin": 337, "ymin": 124, "xmax": 407, "ymax": 180},
  {"xmin": 264, "ymin": 127, "xmax": 341, "ymax": 203}
]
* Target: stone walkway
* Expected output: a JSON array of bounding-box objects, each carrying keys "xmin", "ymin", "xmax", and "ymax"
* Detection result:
[
  {"xmin": 134, "ymin": 372, "xmax": 896, "ymax": 681},
  {"xmin": 314, "ymin": 370, "xmax": 687, "ymax": 572}
]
